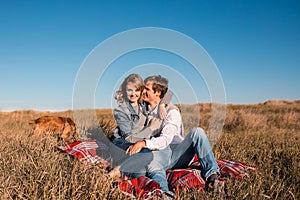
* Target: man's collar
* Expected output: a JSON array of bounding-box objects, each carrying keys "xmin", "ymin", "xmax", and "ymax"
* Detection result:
[{"xmin": 147, "ymin": 104, "xmax": 159, "ymax": 114}]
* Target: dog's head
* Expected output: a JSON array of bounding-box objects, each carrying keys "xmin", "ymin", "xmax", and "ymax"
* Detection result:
[
  {"xmin": 29, "ymin": 116, "xmax": 78, "ymax": 142},
  {"xmin": 61, "ymin": 117, "xmax": 78, "ymax": 141}
]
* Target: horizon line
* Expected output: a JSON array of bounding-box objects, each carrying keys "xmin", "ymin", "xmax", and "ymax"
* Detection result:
[{"xmin": 1, "ymin": 99, "xmax": 299, "ymax": 113}]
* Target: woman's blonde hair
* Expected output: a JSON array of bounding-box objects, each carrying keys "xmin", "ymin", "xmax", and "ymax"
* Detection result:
[{"xmin": 114, "ymin": 74, "xmax": 144, "ymax": 103}]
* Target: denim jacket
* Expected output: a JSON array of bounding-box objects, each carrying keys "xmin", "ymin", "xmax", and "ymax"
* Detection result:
[
  {"xmin": 114, "ymin": 100, "xmax": 152, "ymax": 140},
  {"xmin": 113, "ymin": 91, "xmax": 173, "ymax": 142}
]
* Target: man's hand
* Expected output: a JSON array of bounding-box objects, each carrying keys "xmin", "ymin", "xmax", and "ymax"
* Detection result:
[{"xmin": 126, "ymin": 140, "xmax": 146, "ymax": 156}]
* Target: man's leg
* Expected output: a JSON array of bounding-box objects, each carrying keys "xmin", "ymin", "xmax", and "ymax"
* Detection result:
[
  {"xmin": 146, "ymin": 147, "xmax": 172, "ymax": 192},
  {"xmin": 171, "ymin": 127, "xmax": 220, "ymax": 180}
]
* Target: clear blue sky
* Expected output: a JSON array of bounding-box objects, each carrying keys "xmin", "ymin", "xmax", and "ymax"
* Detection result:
[{"xmin": 0, "ymin": 0, "xmax": 299, "ymax": 111}]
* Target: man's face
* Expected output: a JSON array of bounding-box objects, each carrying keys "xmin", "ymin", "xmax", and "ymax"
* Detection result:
[{"xmin": 142, "ymin": 81, "xmax": 161, "ymax": 103}]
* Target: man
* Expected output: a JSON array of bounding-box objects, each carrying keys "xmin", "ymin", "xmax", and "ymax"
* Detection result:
[{"xmin": 113, "ymin": 75, "xmax": 223, "ymax": 197}]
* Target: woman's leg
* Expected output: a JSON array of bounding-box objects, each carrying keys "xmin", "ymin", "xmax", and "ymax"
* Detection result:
[
  {"xmin": 119, "ymin": 147, "xmax": 172, "ymax": 192},
  {"xmin": 109, "ymin": 138, "xmax": 132, "ymax": 167}
]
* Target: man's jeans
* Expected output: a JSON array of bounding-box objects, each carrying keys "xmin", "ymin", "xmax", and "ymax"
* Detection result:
[
  {"xmin": 170, "ymin": 128, "xmax": 220, "ymax": 180},
  {"xmin": 151, "ymin": 127, "xmax": 220, "ymax": 191}
]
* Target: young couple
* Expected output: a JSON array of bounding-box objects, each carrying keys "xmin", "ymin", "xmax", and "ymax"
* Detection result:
[{"xmin": 109, "ymin": 73, "xmax": 224, "ymax": 197}]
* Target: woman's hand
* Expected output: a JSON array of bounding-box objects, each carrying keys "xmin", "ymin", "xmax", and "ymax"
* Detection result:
[{"xmin": 126, "ymin": 140, "xmax": 146, "ymax": 156}]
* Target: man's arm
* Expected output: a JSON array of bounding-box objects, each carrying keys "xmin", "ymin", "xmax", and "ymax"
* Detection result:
[
  {"xmin": 125, "ymin": 140, "xmax": 146, "ymax": 155},
  {"xmin": 126, "ymin": 109, "xmax": 182, "ymax": 155},
  {"xmin": 145, "ymin": 109, "xmax": 181, "ymax": 150}
]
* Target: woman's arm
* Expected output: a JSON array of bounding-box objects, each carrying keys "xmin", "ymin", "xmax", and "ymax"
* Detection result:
[
  {"xmin": 125, "ymin": 127, "xmax": 152, "ymax": 143},
  {"xmin": 126, "ymin": 118, "xmax": 162, "ymax": 143},
  {"xmin": 114, "ymin": 107, "xmax": 161, "ymax": 142},
  {"xmin": 113, "ymin": 109, "xmax": 133, "ymax": 139}
]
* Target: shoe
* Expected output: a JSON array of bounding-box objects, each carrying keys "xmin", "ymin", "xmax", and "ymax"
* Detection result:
[{"xmin": 206, "ymin": 173, "xmax": 226, "ymax": 195}]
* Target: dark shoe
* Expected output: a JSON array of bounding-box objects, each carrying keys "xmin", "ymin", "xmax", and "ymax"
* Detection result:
[{"xmin": 206, "ymin": 173, "xmax": 226, "ymax": 195}]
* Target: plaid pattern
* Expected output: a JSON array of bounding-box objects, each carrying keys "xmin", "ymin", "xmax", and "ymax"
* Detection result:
[
  {"xmin": 217, "ymin": 159, "xmax": 258, "ymax": 179},
  {"xmin": 57, "ymin": 140, "xmax": 110, "ymax": 168},
  {"xmin": 119, "ymin": 176, "xmax": 163, "ymax": 199},
  {"xmin": 59, "ymin": 140, "xmax": 258, "ymax": 199},
  {"xmin": 188, "ymin": 155, "xmax": 258, "ymax": 179},
  {"xmin": 120, "ymin": 158, "xmax": 258, "ymax": 198},
  {"xmin": 167, "ymin": 168, "xmax": 206, "ymax": 192}
]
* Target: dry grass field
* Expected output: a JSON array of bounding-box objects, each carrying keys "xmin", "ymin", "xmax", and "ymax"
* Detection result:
[{"xmin": 0, "ymin": 100, "xmax": 299, "ymax": 199}]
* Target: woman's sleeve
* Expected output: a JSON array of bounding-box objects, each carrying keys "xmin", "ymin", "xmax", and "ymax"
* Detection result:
[
  {"xmin": 113, "ymin": 109, "xmax": 133, "ymax": 139},
  {"xmin": 114, "ymin": 106, "xmax": 156, "ymax": 143},
  {"xmin": 126, "ymin": 126, "xmax": 153, "ymax": 143}
]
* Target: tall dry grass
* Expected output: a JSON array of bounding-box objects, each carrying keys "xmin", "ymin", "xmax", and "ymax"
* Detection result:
[{"xmin": 0, "ymin": 101, "xmax": 299, "ymax": 199}]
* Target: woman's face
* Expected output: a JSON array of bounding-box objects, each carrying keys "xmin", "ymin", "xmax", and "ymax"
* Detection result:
[{"xmin": 126, "ymin": 81, "xmax": 141, "ymax": 104}]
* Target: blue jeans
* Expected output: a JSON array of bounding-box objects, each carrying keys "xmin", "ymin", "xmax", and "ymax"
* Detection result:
[
  {"xmin": 118, "ymin": 128, "xmax": 219, "ymax": 192},
  {"xmin": 110, "ymin": 138, "xmax": 151, "ymax": 166},
  {"xmin": 158, "ymin": 127, "xmax": 219, "ymax": 191},
  {"xmin": 119, "ymin": 146, "xmax": 171, "ymax": 191},
  {"xmin": 111, "ymin": 137, "xmax": 171, "ymax": 191},
  {"xmin": 170, "ymin": 128, "xmax": 220, "ymax": 180}
]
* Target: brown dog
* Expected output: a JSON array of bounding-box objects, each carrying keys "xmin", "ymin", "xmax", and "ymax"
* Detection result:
[{"xmin": 29, "ymin": 116, "xmax": 78, "ymax": 141}]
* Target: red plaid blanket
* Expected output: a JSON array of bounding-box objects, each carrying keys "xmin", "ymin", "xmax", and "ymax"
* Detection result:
[
  {"xmin": 58, "ymin": 140, "xmax": 258, "ymax": 199},
  {"xmin": 57, "ymin": 140, "xmax": 110, "ymax": 168}
]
